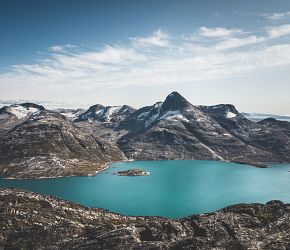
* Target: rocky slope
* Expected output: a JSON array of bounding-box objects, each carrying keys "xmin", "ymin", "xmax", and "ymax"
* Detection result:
[
  {"xmin": 53, "ymin": 108, "xmax": 85, "ymax": 121},
  {"xmin": 0, "ymin": 103, "xmax": 44, "ymax": 134},
  {"xmin": 1, "ymin": 188, "xmax": 290, "ymax": 249},
  {"xmin": 0, "ymin": 92, "xmax": 289, "ymax": 178},
  {"xmin": 75, "ymin": 104, "xmax": 136, "ymax": 126},
  {"xmin": 115, "ymin": 92, "xmax": 282, "ymax": 162},
  {"xmin": 0, "ymin": 110, "xmax": 125, "ymax": 178}
]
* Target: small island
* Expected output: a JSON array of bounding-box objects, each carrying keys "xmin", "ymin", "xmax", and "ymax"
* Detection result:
[{"xmin": 114, "ymin": 169, "xmax": 150, "ymax": 176}]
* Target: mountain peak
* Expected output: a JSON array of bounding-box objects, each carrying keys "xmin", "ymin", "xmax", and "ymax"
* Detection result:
[
  {"xmin": 0, "ymin": 103, "xmax": 44, "ymax": 120},
  {"xmin": 19, "ymin": 103, "xmax": 45, "ymax": 111},
  {"xmin": 160, "ymin": 92, "xmax": 191, "ymax": 113}
]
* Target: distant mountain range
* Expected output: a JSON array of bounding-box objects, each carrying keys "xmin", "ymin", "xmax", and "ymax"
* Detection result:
[
  {"xmin": 242, "ymin": 112, "xmax": 290, "ymax": 122},
  {"xmin": 0, "ymin": 92, "xmax": 290, "ymax": 178}
]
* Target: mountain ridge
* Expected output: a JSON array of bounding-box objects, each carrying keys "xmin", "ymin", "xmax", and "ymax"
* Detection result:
[{"xmin": 0, "ymin": 91, "xmax": 289, "ymax": 178}]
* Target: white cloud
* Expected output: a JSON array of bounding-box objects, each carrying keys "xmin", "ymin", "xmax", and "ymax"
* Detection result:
[
  {"xmin": 262, "ymin": 12, "xmax": 290, "ymax": 20},
  {"xmin": 49, "ymin": 45, "xmax": 64, "ymax": 52},
  {"xmin": 214, "ymin": 35, "xmax": 265, "ymax": 50},
  {"xmin": 267, "ymin": 24, "xmax": 290, "ymax": 38},
  {"xmin": 130, "ymin": 29, "xmax": 170, "ymax": 47},
  {"xmin": 198, "ymin": 27, "xmax": 243, "ymax": 38},
  {"xmin": 49, "ymin": 44, "xmax": 77, "ymax": 52},
  {"xmin": 1, "ymin": 26, "xmax": 290, "ymax": 104}
]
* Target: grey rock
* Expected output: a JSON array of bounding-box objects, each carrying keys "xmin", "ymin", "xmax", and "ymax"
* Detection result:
[
  {"xmin": 0, "ymin": 110, "xmax": 125, "ymax": 178},
  {"xmin": 1, "ymin": 188, "xmax": 290, "ymax": 249}
]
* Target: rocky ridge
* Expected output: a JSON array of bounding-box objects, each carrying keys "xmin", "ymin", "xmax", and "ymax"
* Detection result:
[
  {"xmin": 1, "ymin": 188, "xmax": 290, "ymax": 249},
  {"xmin": 0, "ymin": 92, "xmax": 290, "ymax": 178},
  {"xmin": 0, "ymin": 110, "xmax": 124, "ymax": 178},
  {"xmin": 0, "ymin": 103, "xmax": 44, "ymax": 135}
]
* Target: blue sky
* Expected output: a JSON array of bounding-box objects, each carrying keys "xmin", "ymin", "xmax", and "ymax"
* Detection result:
[{"xmin": 1, "ymin": 0, "xmax": 290, "ymax": 114}]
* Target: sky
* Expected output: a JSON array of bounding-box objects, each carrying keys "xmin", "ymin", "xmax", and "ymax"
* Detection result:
[{"xmin": 1, "ymin": 0, "xmax": 290, "ymax": 114}]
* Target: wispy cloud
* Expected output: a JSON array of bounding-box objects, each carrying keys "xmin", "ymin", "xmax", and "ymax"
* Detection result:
[
  {"xmin": 262, "ymin": 11, "xmax": 290, "ymax": 21},
  {"xmin": 266, "ymin": 24, "xmax": 290, "ymax": 38},
  {"xmin": 198, "ymin": 27, "xmax": 243, "ymax": 38},
  {"xmin": 0, "ymin": 99, "xmax": 88, "ymax": 109},
  {"xmin": 49, "ymin": 44, "xmax": 77, "ymax": 52},
  {"xmin": 1, "ymin": 24, "xmax": 290, "ymax": 102},
  {"xmin": 130, "ymin": 29, "xmax": 170, "ymax": 47}
]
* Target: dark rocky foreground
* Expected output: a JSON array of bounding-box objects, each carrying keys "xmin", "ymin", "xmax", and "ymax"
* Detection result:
[{"xmin": 1, "ymin": 188, "xmax": 290, "ymax": 249}]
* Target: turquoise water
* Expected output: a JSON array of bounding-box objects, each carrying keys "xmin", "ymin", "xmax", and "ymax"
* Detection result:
[{"xmin": 1, "ymin": 160, "xmax": 290, "ymax": 218}]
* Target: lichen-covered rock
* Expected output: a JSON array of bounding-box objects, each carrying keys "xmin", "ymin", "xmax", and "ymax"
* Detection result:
[{"xmin": 1, "ymin": 188, "xmax": 290, "ymax": 249}]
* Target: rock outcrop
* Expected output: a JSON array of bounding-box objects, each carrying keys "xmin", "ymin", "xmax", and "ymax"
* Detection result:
[{"xmin": 1, "ymin": 188, "xmax": 290, "ymax": 249}]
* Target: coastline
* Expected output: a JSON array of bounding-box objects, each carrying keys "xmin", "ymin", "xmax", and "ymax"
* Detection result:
[
  {"xmin": 1, "ymin": 158, "xmax": 133, "ymax": 180},
  {"xmin": 1, "ymin": 187, "xmax": 290, "ymax": 249},
  {"xmin": 2, "ymin": 158, "xmax": 290, "ymax": 180}
]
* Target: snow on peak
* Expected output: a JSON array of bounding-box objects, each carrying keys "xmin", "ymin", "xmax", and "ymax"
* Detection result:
[
  {"xmin": 159, "ymin": 110, "xmax": 189, "ymax": 122},
  {"xmin": 9, "ymin": 105, "xmax": 40, "ymax": 119},
  {"xmin": 145, "ymin": 103, "xmax": 162, "ymax": 127},
  {"xmin": 95, "ymin": 109, "xmax": 105, "ymax": 116},
  {"xmin": 226, "ymin": 111, "xmax": 237, "ymax": 118},
  {"xmin": 103, "ymin": 106, "xmax": 122, "ymax": 121},
  {"xmin": 137, "ymin": 111, "xmax": 150, "ymax": 120}
]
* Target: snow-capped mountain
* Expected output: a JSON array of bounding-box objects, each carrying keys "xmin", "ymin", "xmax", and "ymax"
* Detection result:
[
  {"xmin": 0, "ymin": 91, "xmax": 290, "ymax": 178},
  {"xmin": 136, "ymin": 92, "xmax": 192, "ymax": 127},
  {"xmin": 0, "ymin": 103, "xmax": 44, "ymax": 119},
  {"xmin": 117, "ymin": 92, "xmax": 290, "ymax": 163},
  {"xmin": 242, "ymin": 112, "xmax": 290, "ymax": 122},
  {"xmin": 53, "ymin": 108, "xmax": 85, "ymax": 120},
  {"xmin": 0, "ymin": 103, "xmax": 45, "ymax": 134},
  {"xmin": 75, "ymin": 104, "xmax": 136, "ymax": 124}
]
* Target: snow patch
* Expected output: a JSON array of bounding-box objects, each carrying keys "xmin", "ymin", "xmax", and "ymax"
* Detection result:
[
  {"xmin": 137, "ymin": 111, "xmax": 150, "ymax": 120},
  {"xmin": 144, "ymin": 103, "xmax": 162, "ymax": 127},
  {"xmin": 159, "ymin": 110, "xmax": 189, "ymax": 122},
  {"xmin": 145, "ymin": 113, "xmax": 159, "ymax": 127},
  {"xmin": 226, "ymin": 111, "xmax": 237, "ymax": 118},
  {"xmin": 95, "ymin": 109, "xmax": 105, "ymax": 116},
  {"xmin": 103, "ymin": 106, "xmax": 121, "ymax": 121},
  {"xmin": 9, "ymin": 106, "xmax": 39, "ymax": 119},
  {"xmin": 211, "ymin": 105, "xmax": 223, "ymax": 109}
]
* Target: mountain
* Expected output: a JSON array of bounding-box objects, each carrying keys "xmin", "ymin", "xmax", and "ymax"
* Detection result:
[
  {"xmin": 0, "ymin": 110, "xmax": 125, "ymax": 178},
  {"xmin": 116, "ymin": 92, "xmax": 280, "ymax": 163},
  {"xmin": 53, "ymin": 108, "xmax": 85, "ymax": 120},
  {"xmin": 0, "ymin": 91, "xmax": 289, "ymax": 178},
  {"xmin": 0, "ymin": 103, "xmax": 44, "ymax": 134},
  {"xmin": 75, "ymin": 104, "xmax": 136, "ymax": 125},
  {"xmin": 242, "ymin": 112, "xmax": 290, "ymax": 122},
  {"xmin": 2, "ymin": 188, "xmax": 290, "ymax": 249}
]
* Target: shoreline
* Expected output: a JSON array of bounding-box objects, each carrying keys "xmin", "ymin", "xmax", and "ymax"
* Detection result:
[
  {"xmin": 2, "ymin": 158, "xmax": 289, "ymax": 180},
  {"xmin": 2, "ymin": 187, "xmax": 290, "ymax": 249}
]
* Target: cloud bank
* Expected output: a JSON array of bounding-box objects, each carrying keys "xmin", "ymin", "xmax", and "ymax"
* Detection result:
[{"xmin": 1, "ymin": 20, "xmax": 290, "ymax": 104}]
